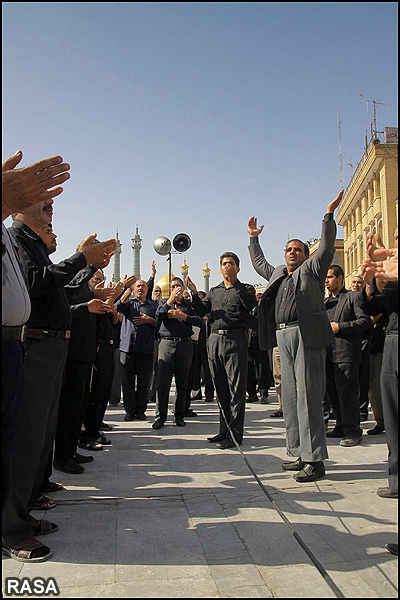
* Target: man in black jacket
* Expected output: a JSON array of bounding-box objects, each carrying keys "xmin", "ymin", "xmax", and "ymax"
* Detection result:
[
  {"xmin": 3, "ymin": 200, "xmax": 116, "ymax": 562},
  {"xmin": 324, "ymin": 265, "xmax": 371, "ymax": 446}
]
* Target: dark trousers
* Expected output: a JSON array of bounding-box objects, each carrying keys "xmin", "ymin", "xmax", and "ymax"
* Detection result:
[
  {"xmin": 156, "ymin": 338, "xmax": 193, "ymax": 422},
  {"xmin": 121, "ymin": 351, "xmax": 154, "ymax": 417},
  {"xmin": 381, "ymin": 333, "xmax": 398, "ymax": 491},
  {"xmin": 148, "ymin": 340, "xmax": 160, "ymax": 402},
  {"xmin": 54, "ymin": 360, "xmax": 92, "ymax": 465},
  {"xmin": 207, "ymin": 331, "xmax": 248, "ymax": 444},
  {"xmin": 192, "ymin": 339, "xmax": 214, "ymax": 399},
  {"xmin": 2, "ymin": 340, "xmax": 25, "ymax": 508},
  {"xmin": 325, "ymin": 358, "xmax": 362, "ymax": 439},
  {"xmin": 109, "ymin": 348, "xmax": 122, "ymax": 404},
  {"xmin": 82, "ymin": 342, "xmax": 115, "ymax": 439},
  {"xmin": 3, "ymin": 336, "xmax": 69, "ymax": 546},
  {"xmin": 359, "ymin": 339, "xmax": 371, "ymax": 416}
]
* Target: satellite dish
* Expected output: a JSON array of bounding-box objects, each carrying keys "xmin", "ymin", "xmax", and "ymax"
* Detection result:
[
  {"xmin": 173, "ymin": 233, "xmax": 191, "ymax": 253},
  {"xmin": 153, "ymin": 236, "xmax": 172, "ymax": 256}
]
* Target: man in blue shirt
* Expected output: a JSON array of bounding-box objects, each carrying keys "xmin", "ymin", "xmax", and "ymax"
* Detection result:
[
  {"xmin": 154, "ymin": 277, "xmax": 203, "ymax": 430},
  {"xmin": 117, "ymin": 279, "xmax": 158, "ymax": 421}
]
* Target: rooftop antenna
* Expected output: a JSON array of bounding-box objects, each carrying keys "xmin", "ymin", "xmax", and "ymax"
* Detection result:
[
  {"xmin": 348, "ymin": 158, "xmax": 355, "ymax": 178},
  {"xmin": 360, "ymin": 94, "xmax": 394, "ymax": 139},
  {"xmin": 337, "ymin": 110, "xmax": 344, "ymax": 188}
]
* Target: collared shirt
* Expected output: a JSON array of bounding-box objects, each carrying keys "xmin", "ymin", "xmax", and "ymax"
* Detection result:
[
  {"xmin": 8, "ymin": 220, "xmax": 87, "ymax": 330},
  {"xmin": 2, "ymin": 223, "xmax": 31, "ymax": 325},
  {"xmin": 325, "ymin": 287, "xmax": 347, "ymax": 322},
  {"xmin": 192, "ymin": 279, "xmax": 257, "ymax": 331},
  {"xmin": 156, "ymin": 298, "xmax": 203, "ymax": 338},
  {"xmin": 275, "ymin": 271, "xmax": 298, "ymax": 325},
  {"xmin": 117, "ymin": 298, "xmax": 158, "ymax": 354}
]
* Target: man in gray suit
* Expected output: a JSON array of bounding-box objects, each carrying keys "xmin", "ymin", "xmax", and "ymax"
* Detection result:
[
  {"xmin": 248, "ymin": 191, "xmax": 343, "ymax": 482},
  {"xmin": 324, "ymin": 265, "xmax": 371, "ymax": 446}
]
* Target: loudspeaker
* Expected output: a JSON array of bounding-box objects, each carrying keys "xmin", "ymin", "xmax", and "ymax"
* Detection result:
[
  {"xmin": 153, "ymin": 236, "xmax": 172, "ymax": 256},
  {"xmin": 173, "ymin": 233, "xmax": 191, "ymax": 253}
]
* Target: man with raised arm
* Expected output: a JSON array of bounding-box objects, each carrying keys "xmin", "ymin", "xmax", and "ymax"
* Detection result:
[{"xmin": 248, "ymin": 191, "xmax": 343, "ymax": 482}]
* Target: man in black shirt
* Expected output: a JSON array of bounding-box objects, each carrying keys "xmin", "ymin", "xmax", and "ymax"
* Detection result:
[
  {"xmin": 154, "ymin": 277, "xmax": 203, "ymax": 430},
  {"xmin": 187, "ymin": 253, "xmax": 257, "ymax": 449},
  {"xmin": 3, "ymin": 200, "xmax": 116, "ymax": 562}
]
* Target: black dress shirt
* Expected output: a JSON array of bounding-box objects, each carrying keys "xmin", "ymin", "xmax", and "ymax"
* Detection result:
[
  {"xmin": 156, "ymin": 298, "xmax": 203, "ymax": 338},
  {"xmin": 8, "ymin": 221, "xmax": 87, "ymax": 330},
  {"xmin": 275, "ymin": 272, "xmax": 298, "ymax": 325},
  {"xmin": 192, "ymin": 280, "xmax": 257, "ymax": 331}
]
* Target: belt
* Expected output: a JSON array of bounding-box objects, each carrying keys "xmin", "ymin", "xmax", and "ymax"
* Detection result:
[
  {"xmin": 162, "ymin": 336, "xmax": 191, "ymax": 342},
  {"xmin": 2, "ymin": 325, "xmax": 27, "ymax": 342},
  {"xmin": 212, "ymin": 329, "xmax": 247, "ymax": 335},
  {"xmin": 385, "ymin": 330, "xmax": 398, "ymax": 336},
  {"xmin": 98, "ymin": 338, "xmax": 114, "ymax": 344},
  {"xmin": 276, "ymin": 321, "xmax": 299, "ymax": 330},
  {"xmin": 26, "ymin": 328, "xmax": 71, "ymax": 340}
]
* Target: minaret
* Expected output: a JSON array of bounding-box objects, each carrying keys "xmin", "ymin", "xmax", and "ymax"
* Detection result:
[
  {"xmin": 131, "ymin": 223, "xmax": 142, "ymax": 278},
  {"xmin": 203, "ymin": 261, "xmax": 211, "ymax": 293},
  {"xmin": 112, "ymin": 229, "xmax": 122, "ymax": 283},
  {"xmin": 181, "ymin": 257, "xmax": 189, "ymax": 288}
]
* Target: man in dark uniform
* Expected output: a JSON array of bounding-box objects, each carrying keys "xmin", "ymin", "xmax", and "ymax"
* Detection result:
[
  {"xmin": 187, "ymin": 253, "xmax": 257, "ymax": 449},
  {"xmin": 154, "ymin": 277, "xmax": 203, "ymax": 430}
]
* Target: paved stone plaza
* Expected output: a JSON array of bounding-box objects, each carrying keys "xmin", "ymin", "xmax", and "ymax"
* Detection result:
[{"xmin": 2, "ymin": 388, "xmax": 398, "ymax": 598}]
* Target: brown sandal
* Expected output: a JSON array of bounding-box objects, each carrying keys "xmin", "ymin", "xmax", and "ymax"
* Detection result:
[
  {"xmin": 2, "ymin": 538, "xmax": 52, "ymax": 562},
  {"xmin": 30, "ymin": 518, "xmax": 59, "ymax": 536}
]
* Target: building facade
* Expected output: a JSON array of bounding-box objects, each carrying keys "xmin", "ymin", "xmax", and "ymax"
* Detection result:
[{"xmin": 337, "ymin": 128, "xmax": 398, "ymax": 288}]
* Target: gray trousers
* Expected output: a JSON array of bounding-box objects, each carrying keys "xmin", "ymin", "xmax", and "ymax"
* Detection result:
[
  {"xmin": 207, "ymin": 331, "xmax": 248, "ymax": 443},
  {"xmin": 381, "ymin": 333, "xmax": 398, "ymax": 491},
  {"xmin": 2, "ymin": 335, "xmax": 69, "ymax": 546},
  {"xmin": 277, "ymin": 326, "xmax": 328, "ymax": 463}
]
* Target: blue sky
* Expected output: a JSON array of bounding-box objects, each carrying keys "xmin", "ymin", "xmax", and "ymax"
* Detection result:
[{"xmin": 3, "ymin": 2, "xmax": 398, "ymax": 287}]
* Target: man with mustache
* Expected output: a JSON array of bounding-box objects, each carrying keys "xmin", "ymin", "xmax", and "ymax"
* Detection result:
[{"xmin": 3, "ymin": 193, "xmax": 116, "ymax": 562}]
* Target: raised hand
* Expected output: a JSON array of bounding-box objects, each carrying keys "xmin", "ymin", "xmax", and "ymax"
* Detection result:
[
  {"xmin": 326, "ymin": 189, "xmax": 344, "ymax": 214},
  {"xmin": 248, "ymin": 216, "xmax": 264, "ymax": 237}
]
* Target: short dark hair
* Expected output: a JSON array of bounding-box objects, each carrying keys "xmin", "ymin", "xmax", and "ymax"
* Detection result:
[
  {"xmin": 220, "ymin": 252, "xmax": 240, "ymax": 267},
  {"xmin": 286, "ymin": 239, "xmax": 309, "ymax": 258},
  {"xmin": 328, "ymin": 264, "xmax": 344, "ymax": 279},
  {"xmin": 170, "ymin": 277, "xmax": 184, "ymax": 286}
]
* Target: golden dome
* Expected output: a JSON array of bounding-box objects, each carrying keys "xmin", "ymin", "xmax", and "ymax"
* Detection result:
[{"xmin": 155, "ymin": 272, "xmax": 176, "ymax": 298}]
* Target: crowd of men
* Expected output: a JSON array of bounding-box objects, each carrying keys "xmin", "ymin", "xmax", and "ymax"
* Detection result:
[{"xmin": 2, "ymin": 151, "xmax": 398, "ymax": 562}]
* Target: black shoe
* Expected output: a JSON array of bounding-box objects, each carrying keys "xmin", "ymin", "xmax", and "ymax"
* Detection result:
[
  {"xmin": 246, "ymin": 396, "xmax": 258, "ymax": 403},
  {"xmin": 152, "ymin": 419, "xmax": 165, "ymax": 430},
  {"xmin": 96, "ymin": 434, "xmax": 111, "ymax": 445},
  {"xmin": 377, "ymin": 487, "xmax": 398, "ymax": 499},
  {"xmin": 190, "ymin": 391, "xmax": 202, "ymax": 401},
  {"xmin": 360, "ymin": 413, "xmax": 369, "ymax": 422},
  {"xmin": 78, "ymin": 439, "xmax": 103, "ymax": 451},
  {"xmin": 216, "ymin": 439, "xmax": 237, "ymax": 450},
  {"xmin": 205, "ymin": 397, "xmax": 214, "ymax": 402},
  {"xmin": 124, "ymin": 413, "xmax": 135, "ymax": 421},
  {"xmin": 367, "ymin": 425, "xmax": 385, "ymax": 435},
  {"xmin": 282, "ymin": 457, "xmax": 305, "ymax": 471},
  {"xmin": 259, "ymin": 396, "xmax": 269, "ymax": 404},
  {"xmin": 385, "ymin": 543, "xmax": 398, "ymax": 556},
  {"xmin": 136, "ymin": 413, "xmax": 147, "ymax": 421},
  {"xmin": 53, "ymin": 459, "xmax": 84, "ymax": 474},
  {"xmin": 326, "ymin": 429, "xmax": 344, "ymax": 438},
  {"xmin": 74, "ymin": 452, "xmax": 94, "ymax": 464},
  {"xmin": 185, "ymin": 410, "xmax": 198, "ymax": 417},
  {"xmin": 100, "ymin": 422, "xmax": 113, "ymax": 431},
  {"xmin": 175, "ymin": 419, "xmax": 186, "ymax": 427},
  {"xmin": 207, "ymin": 434, "xmax": 226, "ymax": 443},
  {"xmin": 270, "ymin": 409, "xmax": 283, "ymax": 418},
  {"xmin": 293, "ymin": 462, "xmax": 325, "ymax": 483}
]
